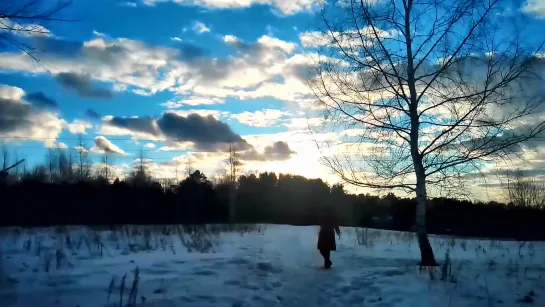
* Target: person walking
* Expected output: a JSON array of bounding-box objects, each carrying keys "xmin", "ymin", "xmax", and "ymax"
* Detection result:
[{"xmin": 317, "ymin": 208, "xmax": 341, "ymax": 269}]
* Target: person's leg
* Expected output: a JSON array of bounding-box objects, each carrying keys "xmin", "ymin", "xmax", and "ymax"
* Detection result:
[
  {"xmin": 319, "ymin": 249, "xmax": 328, "ymax": 267},
  {"xmin": 323, "ymin": 250, "xmax": 331, "ymax": 268}
]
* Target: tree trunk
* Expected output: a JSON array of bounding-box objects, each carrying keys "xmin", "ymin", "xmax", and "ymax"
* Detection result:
[
  {"xmin": 229, "ymin": 182, "xmax": 236, "ymax": 223},
  {"xmin": 401, "ymin": 0, "xmax": 437, "ymax": 266},
  {"xmin": 415, "ymin": 181, "xmax": 437, "ymax": 266}
]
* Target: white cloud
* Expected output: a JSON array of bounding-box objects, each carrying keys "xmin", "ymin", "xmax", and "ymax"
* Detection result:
[
  {"xmin": 0, "ymin": 36, "xmax": 183, "ymax": 96},
  {"xmin": 147, "ymin": 130, "xmax": 337, "ymax": 183},
  {"xmin": 92, "ymin": 30, "xmax": 107, "ymax": 37},
  {"xmin": 342, "ymin": 128, "xmax": 365, "ymax": 137},
  {"xmin": 165, "ymin": 109, "xmax": 230, "ymax": 119},
  {"xmin": 141, "ymin": 0, "xmax": 324, "ymax": 15},
  {"xmin": 299, "ymin": 28, "xmax": 394, "ymax": 48},
  {"xmin": 257, "ymin": 35, "xmax": 297, "ymax": 54},
  {"xmin": 0, "ymin": 84, "xmax": 25, "ymax": 100},
  {"xmin": 74, "ymin": 145, "xmax": 88, "ymax": 153},
  {"xmin": 144, "ymin": 142, "xmax": 156, "ymax": 149},
  {"xmin": 161, "ymin": 96, "xmax": 224, "ymax": 108},
  {"xmin": 234, "ymin": 130, "xmax": 341, "ymax": 183},
  {"xmin": 132, "ymin": 89, "xmax": 154, "ymax": 96},
  {"xmin": 65, "ymin": 119, "xmax": 93, "ymax": 134},
  {"xmin": 0, "ymin": 84, "xmax": 65, "ymax": 146},
  {"xmin": 230, "ymin": 109, "xmax": 289, "ymax": 127},
  {"xmin": 170, "ymin": 36, "xmax": 183, "ymax": 41},
  {"xmin": 0, "ymin": 33, "xmax": 322, "ymax": 113},
  {"xmin": 284, "ymin": 117, "xmax": 324, "ymax": 130},
  {"xmin": 92, "ymin": 162, "xmax": 126, "ymax": 180},
  {"xmin": 192, "ymin": 21, "xmax": 210, "ymax": 33},
  {"xmin": 157, "ymin": 142, "xmax": 194, "ymax": 152},
  {"xmin": 91, "ymin": 136, "xmax": 127, "ymax": 155},
  {"xmin": 522, "ymin": 0, "xmax": 545, "ymax": 17},
  {"xmin": 120, "ymin": 1, "xmax": 138, "ymax": 7},
  {"xmin": 46, "ymin": 141, "xmax": 68, "ymax": 149},
  {"xmin": 112, "ymin": 83, "xmax": 128, "ymax": 92},
  {"xmin": 223, "ymin": 34, "xmax": 239, "ymax": 43},
  {"xmin": 0, "ymin": 18, "xmax": 51, "ymax": 37},
  {"xmin": 299, "ymin": 31, "xmax": 330, "ymax": 48}
]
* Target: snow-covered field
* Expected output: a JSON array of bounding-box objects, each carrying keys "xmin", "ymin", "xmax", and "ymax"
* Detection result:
[{"xmin": 0, "ymin": 224, "xmax": 543, "ymax": 307}]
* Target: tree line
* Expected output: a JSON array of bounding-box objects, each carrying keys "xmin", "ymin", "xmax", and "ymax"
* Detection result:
[{"xmin": 0, "ymin": 150, "xmax": 544, "ymax": 241}]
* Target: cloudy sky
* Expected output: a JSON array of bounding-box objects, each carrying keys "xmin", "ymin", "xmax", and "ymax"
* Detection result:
[{"xmin": 1, "ymin": 0, "xmax": 545, "ymax": 200}]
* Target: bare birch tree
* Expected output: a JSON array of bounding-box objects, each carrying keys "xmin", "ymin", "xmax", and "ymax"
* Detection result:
[
  {"xmin": 186, "ymin": 155, "xmax": 192, "ymax": 178},
  {"xmin": 129, "ymin": 148, "xmax": 150, "ymax": 186},
  {"xmin": 227, "ymin": 142, "xmax": 240, "ymax": 184},
  {"xmin": 76, "ymin": 135, "xmax": 91, "ymax": 180},
  {"xmin": 99, "ymin": 153, "xmax": 110, "ymax": 182},
  {"xmin": 226, "ymin": 141, "xmax": 241, "ymax": 222},
  {"xmin": 309, "ymin": 0, "xmax": 545, "ymax": 265}
]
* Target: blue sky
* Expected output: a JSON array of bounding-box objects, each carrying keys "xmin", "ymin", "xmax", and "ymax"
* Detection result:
[
  {"xmin": 0, "ymin": 0, "xmax": 337, "ymax": 182},
  {"xmin": 1, "ymin": 0, "xmax": 545, "ymax": 198}
]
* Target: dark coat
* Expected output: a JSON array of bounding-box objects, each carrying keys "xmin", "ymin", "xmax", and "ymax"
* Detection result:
[{"xmin": 317, "ymin": 223, "xmax": 340, "ymax": 251}]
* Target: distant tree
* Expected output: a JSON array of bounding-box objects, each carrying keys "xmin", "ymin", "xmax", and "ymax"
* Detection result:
[
  {"xmin": 185, "ymin": 155, "xmax": 192, "ymax": 178},
  {"xmin": 211, "ymin": 165, "xmax": 230, "ymax": 186},
  {"xmin": 67, "ymin": 149, "xmax": 73, "ymax": 179},
  {"xmin": 0, "ymin": 145, "xmax": 24, "ymax": 184},
  {"xmin": 46, "ymin": 148, "xmax": 56, "ymax": 182},
  {"xmin": 330, "ymin": 183, "xmax": 345, "ymax": 197},
  {"xmin": 76, "ymin": 135, "xmax": 91, "ymax": 180},
  {"xmin": 505, "ymin": 170, "xmax": 545, "ymax": 208},
  {"xmin": 128, "ymin": 148, "xmax": 151, "ymax": 186},
  {"xmin": 177, "ymin": 170, "xmax": 219, "ymax": 221},
  {"xmin": 57, "ymin": 148, "xmax": 70, "ymax": 181},
  {"xmin": 13, "ymin": 150, "xmax": 19, "ymax": 181},
  {"xmin": 225, "ymin": 141, "xmax": 241, "ymax": 222},
  {"xmin": 98, "ymin": 153, "xmax": 110, "ymax": 182},
  {"xmin": 28, "ymin": 164, "xmax": 47, "ymax": 182}
]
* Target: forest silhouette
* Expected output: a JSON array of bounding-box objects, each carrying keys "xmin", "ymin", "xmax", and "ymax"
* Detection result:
[{"xmin": 1, "ymin": 158, "xmax": 544, "ymax": 241}]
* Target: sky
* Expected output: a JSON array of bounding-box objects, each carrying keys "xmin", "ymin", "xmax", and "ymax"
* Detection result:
[{"xmin": 1, "ymin": 0, "xmax": 545, "ymax": 200}]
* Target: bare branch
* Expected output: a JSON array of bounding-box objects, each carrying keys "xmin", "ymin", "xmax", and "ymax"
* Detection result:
[{"xmin": 0, "ymin": 0, "xmax": 75, "ymax": 62}]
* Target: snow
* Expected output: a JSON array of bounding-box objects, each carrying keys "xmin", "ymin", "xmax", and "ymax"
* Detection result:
[{"xmin": 0, "ymin": 225, "xmax": 544, "ymax": 307}]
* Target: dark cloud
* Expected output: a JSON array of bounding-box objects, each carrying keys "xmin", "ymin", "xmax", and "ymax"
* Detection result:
[
  {"xmin": 82, "ymin": 44, "xmax": 127, "ymax": 65},
  {"xmin": 6, "ymin": 33, "xmax": 295, "ymax": 98},
  {"xmin": 55, "ymin": 72, "xmax": 114, "ymax": 99},
  {"xmin": 106, "ymin": 116, "xmax": 160, "ymax": 136},
  {"xmin": 0, "ymin": 85, "xmax": 65, "ymax": 142},
  {"xmin": 264, "ymin": 141, "xmax": 296, "ymax": 159},
  {"xmin": 102, "ymin": 112, "xmax": 297, "ymax": 159},
  {"xmin": 24, "ymin": 92, "xmax": 58, "ymax": 110},
  {"xmin": 177, "ymin": 42, "xmax": 208, "ymax": 62},
  {"xmin": 157, "ymin": 113, "xmax": 250, "ymax": 150},
  {"xmin": 85, "ymin": 109, "xmax": 101, "ymax": 120},
  {"xmin": 224, "ymin": 37, "xmax": 290, "ymax": 67},
  {"xmin": 31, "ymin": 36, "xmax": 127, "ymax": 64},
  {"xmin": 227, "ymin": 39, "xmax": 268, "ymax": 56},
  {"xmin": 240, "ymin": 141, "xmax": 296, "ymax": 161},
  {"xmin": 180, "ymin": 35, "xmax": 294, "ymax": 85},
  {"xmin": 32, "ymin": 36, "xmax": 83, "ymax": 58},
  {"xmin": 0, "ymin": 98, "xmax": 33, "ymax": 133},
  {"xmin": 225, "ymin": 37, "xmax": 287, "ymax": 58},
  {"xmin": 195, "ymin": 58, "xmax": 238, "ymax": 84},
  {"xmin": 103, "ymin": 112, "xmax": 252, "ymax": 151},
  {"xmin": 287, "ymin": 62, "xmax": 319, "ymax": 81}
]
